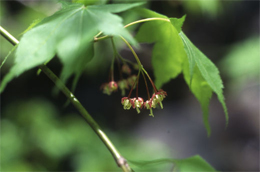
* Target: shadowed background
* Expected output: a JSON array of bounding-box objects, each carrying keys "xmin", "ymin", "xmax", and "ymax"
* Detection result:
[{"xmin": 0, "ymin": 0, "xmax": 259, "ymax": 171}]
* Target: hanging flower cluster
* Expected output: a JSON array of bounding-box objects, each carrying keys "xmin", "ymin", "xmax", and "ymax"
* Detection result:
[
  {"xmin": 101, "ymin": 71, "xmax": 137, "ymax": 96},
  {"xmin": 121, "ymin": 89, "xmax": 167, "ymax": 117},
  {"xmin": 100, "ymin": 38, "xmax": 167, "ymax": 117}
]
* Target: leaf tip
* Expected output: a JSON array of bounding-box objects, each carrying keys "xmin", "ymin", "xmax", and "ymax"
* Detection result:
[{"xmin": 225, "ymin": 109, "xmax": 229, "ymax": 129}]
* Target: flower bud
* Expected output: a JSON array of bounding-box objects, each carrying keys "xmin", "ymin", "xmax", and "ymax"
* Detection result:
[
  {"xmin": 127, "ymin": 75, "xmax": 137, "ymax": 88},
  {"xmin": 109, "ymin": 81, "xmax": 118, "ymax": 92},
  {"xmin": 122, "ymin": 64, "xmax": 131, "ymax": 75},
  {"xmin": 118, "ymin": 80, "xmax": 129, "ymax": 96}
]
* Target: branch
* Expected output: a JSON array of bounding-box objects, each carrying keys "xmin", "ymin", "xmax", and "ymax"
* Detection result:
[{"xmin": 0, "ymin": 26, "xmax": 132, "ymax": 172}]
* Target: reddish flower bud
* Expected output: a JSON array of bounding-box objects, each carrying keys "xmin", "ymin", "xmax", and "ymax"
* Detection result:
[
  {"xmin": 109, "ymin": 81, "xmax": 118, "ymax": 91},
  {"xmin": 101, "ymin": 81, "xmax": 118, "ymax": 95}
]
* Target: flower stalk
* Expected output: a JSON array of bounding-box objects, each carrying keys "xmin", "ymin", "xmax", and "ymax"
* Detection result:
[{"xmin": 96, "ymin": 17, "xmax": 168, "ymax": 116}]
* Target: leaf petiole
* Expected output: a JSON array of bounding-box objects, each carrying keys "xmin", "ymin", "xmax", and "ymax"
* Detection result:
[{"xmin": 94, "ymin": 17, "xmax": 170, "ymax": 42}]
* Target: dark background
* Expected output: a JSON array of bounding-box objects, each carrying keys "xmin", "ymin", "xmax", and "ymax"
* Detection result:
[{"xmin": 1, "ymin": 0, "xmax": 259, "ymax": 171}]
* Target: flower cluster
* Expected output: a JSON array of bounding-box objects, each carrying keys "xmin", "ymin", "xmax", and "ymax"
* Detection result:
[
  {"xmin": 99, "ymin": 38, "xmax": 167, "ymax": 117},
  {"xmin": 121, "ymin": 97, "xmax": 144, "ymax": 113},
  {"xmin": 121, "ymin": 89, "xmax": 167, "ymax": 117},
  {"xmin": 102, "ymin": 75, "xmax": 137, "ymax": 96}
]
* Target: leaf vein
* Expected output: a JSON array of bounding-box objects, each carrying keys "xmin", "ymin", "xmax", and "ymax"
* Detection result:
[{"xmin": 31, "ymin": 6, "xmax": 84, "ymax": 58}]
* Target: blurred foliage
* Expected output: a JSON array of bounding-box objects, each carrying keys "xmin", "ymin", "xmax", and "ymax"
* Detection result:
[
  {"xmin": 181, "ymin": 0, "xmax": 222, "ymax": 18},
  {"xmin": 1, "ymin": 0, "xmax": 258, "ymax": 171},
  {"xmin": 1, "ymin": 98, "xmax": 171, "ymax": 171},
  {"xmin": 220, "ymin": 36, "xmax": 260, "ymax": 89},
  {"xmin": 72, "ymin": 0, "xmax": 108, "ymax": 5}
]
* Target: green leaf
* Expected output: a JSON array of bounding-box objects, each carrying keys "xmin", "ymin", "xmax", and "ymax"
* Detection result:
[
  {"xmin": 173, "ymin": 155, "xmax": 216, "ymax": 171},
  {"xmin": 19, "ymin": 19, "xmax": 42, "ymax": 35},
  {"xmin": 72, "ymin": 0, "xmax": 108, "ymax": 6},
  {"xmin": 135, "ymin": 9, "xmax": 187, "ymax": 88},
  {"xmin": 183, "ymin": 58, "xmax": 213, "ymax": 136},
  {"xmin": 170, "ymin": 15, "xmax": 186, "ymax": 33},
  {"xmin": 57, "ymin": 0, "xmax": 72, "ymax": 9},
  {"xmin": 129, "ymin": 155, "xmax": 216, "ymax": 172},
  {"xmin": 0, "ymin": 2, "xmax": 143, "ymax": 92},
  {"xmin": 0, "ymin": 45, "xmax": 17, "ymax": 69},
  {"xmin": 134, "ymin": 7, "xmax": 167, "ymax": 19},
  {"xmin": 72, "ymin": 0, "xmax": 98, "ymax": 6},
  {"xmin": 179, "ymin": 32, "xmax": 196, "ymax": 85},
  {"xmin": 180, "ymin": 31, "xmax": 228, "ymax": 130}
]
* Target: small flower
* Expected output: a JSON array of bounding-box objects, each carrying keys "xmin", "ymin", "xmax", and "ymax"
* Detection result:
[
  {"xmin": 150, "ymin": 89, "xmax": 167, "ymax": 109},
  {"xmin": 143, "ymin": 100, "xmax": 151, "ymax": 109},
  {"xmin": 101, "ymin": 81, "xmax": 118, "ymax": 95},
  {"xmin": 101, "ymin": 84, "xmax": 111, "ymax": 95},
  {"xmin": 122, "ymin": 64, "xmax": 131, "ymax": 75},
  {"xmin": 121, "ymin": 97, "xmax": 132, "ymax": 110},
  {"xmin": 157, "ymin": 89, "xmax": 167, "ymax": 97},
  {"xmin": 134, "ymin": 97, "xmax": 144, "ymax": 114},
  {"xmin": 127, "ymin": 75, "xmax": 137, "ymax": 88},
  {"xmin": 129, "ymin": 98, "xmax": 136, "ymax": 108},
  {"xmin": 142, "ymin": 100, "xmax": 154, "ymax": 117},
  {"xmin": 118, "ymin": 80, "xmax": 129, "ymax": 96},
  {"xmin": 109, "ymin": 81, "xmax": 118, "ymax": 91}
]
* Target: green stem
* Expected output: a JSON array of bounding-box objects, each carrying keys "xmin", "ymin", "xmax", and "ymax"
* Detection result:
[
  {"xmin": 110, "ymin": 38, "xmax": 131, "ymax": 66},
  {"xmin": 0, "ymin": 26, "xmax": 19, "ymax": 46},
  {"xmin": 94, "ymin": 17, "xmax": 170, "ymax": 42},
  {"xmin": 119, "ymin": 36, "xmax": 142, "ymax": 69},
  {"xmin": 124, "ymin": 17, "xmax": 170, "ymax": 28},
  {"xmin": 127, "ymin": 69, "xmax": 140, "ymax": 98},
  {"xmin": 142, "ymin": 68, "xmax": 158, "ymax": 93},
  {"xmin": 0, "ymin": 26, "xmax": 132, "ymax": 172},
  {"xmin": 118, "ymin": 53, "xmax": 136, "ymax": 67},
  {"xmin": 120, "ymin": 35, "xmax": 158, "ymax": 93},
  {"xmin": 141, "ymin": 71, "xmax": 150, "ymax": 99}
]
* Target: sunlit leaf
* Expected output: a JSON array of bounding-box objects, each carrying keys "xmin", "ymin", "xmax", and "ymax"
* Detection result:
[
  {"xmin": 170, "ymin": 15, "xmax": 186, "ymax": 33},
  {"xmin": 135, "ymin": 8, "xmax": 187, "ymax": 88},
  {"xmin": 58, "ymin": 0, "xmax": 71, "ymax": 8},
  {"xmin": 0, "ymin": 2, "xmax": 143, "ymax": 92},
  {"xmin": 19, "ymin": 19, "xmax": 42, "ymax": 35}
]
